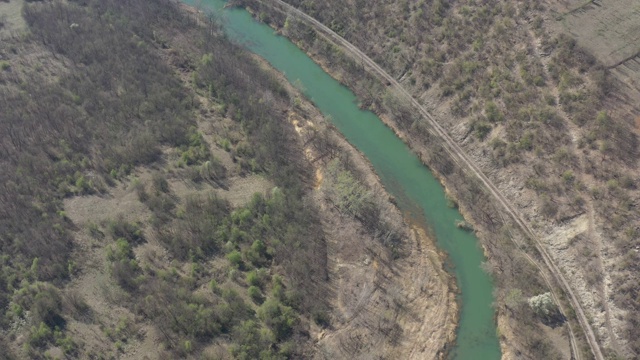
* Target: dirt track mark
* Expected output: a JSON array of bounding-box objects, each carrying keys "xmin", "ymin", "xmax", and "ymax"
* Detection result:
[
  {"xmin": 256, "ymin": 1, "xmax": 605, "ymax": 359},
  {"xmin": 529, "ymin": 19, "xmax": 632, "ymax": 357}
]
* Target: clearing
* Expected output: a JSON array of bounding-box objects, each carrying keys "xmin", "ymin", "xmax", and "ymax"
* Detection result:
[{"xmin": 0, "ymin": 0, "xmax": 26, "ymax": 38}]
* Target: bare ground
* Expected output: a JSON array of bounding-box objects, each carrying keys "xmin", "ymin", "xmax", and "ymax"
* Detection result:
[
  {"xmin": 547, "ymin": 0, "xmax": 640, "ymax": 131},
  {"xmin": 550, "ymin": 0, "xmax": 640, "ymax": 67}
]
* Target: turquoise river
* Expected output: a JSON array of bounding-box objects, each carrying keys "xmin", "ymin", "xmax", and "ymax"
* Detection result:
[{"xmin": 183, "ymin": 0, "xmax": 502, "ymax": 358}]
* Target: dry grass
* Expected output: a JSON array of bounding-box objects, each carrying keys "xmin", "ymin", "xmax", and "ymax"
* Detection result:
[
  {"xmin": 170, "ymin": 173, "xmax": 273, "ymax": 208},
  {"xmin": 59, "ymin": 178, "xmax": 157, "ymax": 359},
  {"xmin": 0, "ymin": 0, "xmax": 26, "ymax": 38},
  {"xmin": 554, "ymin": 0, "xmax": 640, "ymax": 67}
]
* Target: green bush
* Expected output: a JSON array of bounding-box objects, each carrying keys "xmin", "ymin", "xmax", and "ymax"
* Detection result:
[
  {"xmin": 230, "ymin": 320, "xmax": 271, "ymax": 359},
  {"xmin": 562, "ymin": 170, "xmax": 575, "ymax": 184},
  {"xmin": 227, "ymin": 250, "xmax": 243, "ymax": 269},
  {"xmin": 474, "ymin": 121, "xmax": 492, "ymax": 140},
  {"xmin": 248, "ymin": 286, "xmax": 263, "ymax": 303},
  {"xmin": 108, "ymin": 216, "xmax": 144, "ymax": 244},
  {"xmin": 13, "ymin": 283, "xmax": 64, "ymax": 328},
  {"xmin": 54, "ymin": 329, "xmax": 78, "ymax": 355},
  {"xmin": 28, "ymin": 322, "xmax": 53, "ymax": 348},
  {"xmin": 257, "ymin": 298, "xmax": 296, "ymax": 340},
  {"xmin": 107, "ymin": 239, "xmax": 141, "ymax": 290},
  {"xmin": 246, "ymin": 270, "xmax": 260, "ymax": 287},
  {"xmin": 484, "ymin": 101, "xmax": 504, "ymax": 122}
]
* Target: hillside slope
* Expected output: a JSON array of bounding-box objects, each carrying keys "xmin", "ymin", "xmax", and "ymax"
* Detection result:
[
  {"xmin": 243, "ymin": 0, "xmax": 640, "ymax": 358},
  {"xmin": 0, "ymin": 0, "xmax": 455, "ymax": 358}
]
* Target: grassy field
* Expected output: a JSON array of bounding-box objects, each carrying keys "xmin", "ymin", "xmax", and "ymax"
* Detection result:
[
  {"xmin": 0, "ymin": 0, "xmax": 26, "ymax": 38},
  {"xmin": 553, "ymin": 0, "xmax": 640, "ymax": 67},
  {"xmin": 550, "ymin": 0, "xmax": 640, "ymax": 127}
]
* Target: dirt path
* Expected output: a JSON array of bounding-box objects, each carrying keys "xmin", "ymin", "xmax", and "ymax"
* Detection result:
[{"xmin": 256, "ymin": 1, "xmax": 605, "ymax": 358}]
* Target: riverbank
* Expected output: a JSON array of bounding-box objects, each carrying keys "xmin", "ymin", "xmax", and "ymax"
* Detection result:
[
  {"xmin": 250, "ymin": 40, "xmax": 459, "ymax": 360},
  {"xmin": 255, "ymin": 40, "xmax": 460, "ymax": 358},
  {"xmin": 241, "ymin": 2, "xmax": 516, "ymax": 356},
  {"xmin": 183, "ymin": 1, "xmax": 504, "ymax": 358},
  {"xmin": 238, "ymin": 1, "xmax": 584, "ymax": 359}
]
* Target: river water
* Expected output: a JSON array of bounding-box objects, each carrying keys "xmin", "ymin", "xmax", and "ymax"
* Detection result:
[{"xmin": 182, "ymin": 1, "xmax": 501, "ymax": 358}]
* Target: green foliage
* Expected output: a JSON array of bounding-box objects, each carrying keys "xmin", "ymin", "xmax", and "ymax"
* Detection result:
[
  {"xmin": 505, "ymin": 288, "xmax": 524, "ymax": 310},
  {"xmin": 246, "ymin": 270, "xmax": 261, "ymax": 287},
  {"xmin": 227, "ymin": 250, "xmax": 243, "ymax": 268},
  {"xmin": 220, "ymin": 138, "xmax": 231, "ymax": 152},
  {"xmin": 473, "ymin": 120, "xmax": 492, "ymax": 140},
  {"xmin": 30, "ymin": 258, "xmax": 39, "ymax": 282},
  {"xmin": 13, "ymin": 282, "xmax": 64, "ymax": 328},
  {"xmin": 257, "ymin": 298, "xmax": 296, "ymax": 340},
  {"xmin": 74, "ymin": 174, "xmax": 93, "ymax": 195},
  {"xmin": 54, "ymin": 328, "xmax": 78, "ymax": 355},
  {"xmin": 324, "ymin": 159, "xmax": 374, "ymax": 218},
  {"xmin": 484, "ymin": 101, "xmax": 504, "ymax": 122},
  {"xmin": 248, "ymin": 285, "xmax": 264, "ymax": 304},
  {"xmin": 27, "ymin": 322, "xmax": 53, "ymax": 348},
  {"xmin": 157, "ymin": 193, "xmax": 230, "ymax": 260},
  {"xmin": 107, "ymin": 216, "xmax": 144, "ymax": 244},
  {"xmin": 246, "ymin": 240, "xmax": 268, "ymax": 266},
  {"xmin": 201, "ymin": 53, "xmax": 214, "ymax": 67},
  {"xmin": 107, "ymin": 238, "xmax": 134, "ymax": 261},
  {"xmin": 562, "ymin": 170, "xmax": 575, "ymax": 184},
  {"xmin": 517, "ymin": 131, "xmax": 534, "ymax": 151},
  {"xmin": 179, "ymin": 129, "xmax": 211, "ymax": 166},
  {"xmin": 230, "ymin": 320, "xmax": 273, "ymax": 359},
  {"xmin": 107, "ymin": 238, "xmax": 141, "ymax": 291}
]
